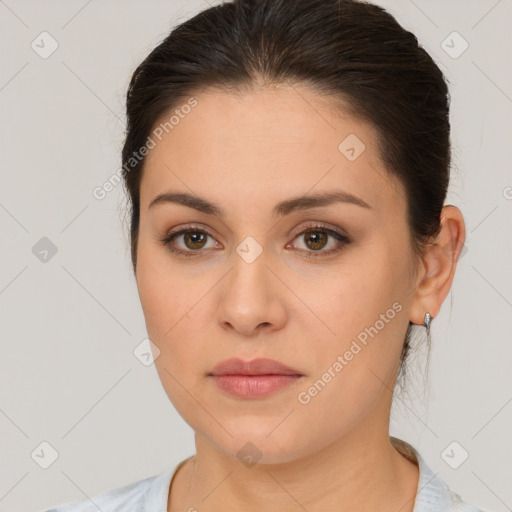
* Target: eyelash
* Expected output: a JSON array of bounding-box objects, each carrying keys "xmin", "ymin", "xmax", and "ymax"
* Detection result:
[{"xmin": 158, "ymin": 222, "xmax": 352, "ymax": 259}]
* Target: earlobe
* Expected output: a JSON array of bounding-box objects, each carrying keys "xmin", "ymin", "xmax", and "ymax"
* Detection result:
[{"xmin": 409, "ymin": 205, "xmax": 466, "ymax": 326}]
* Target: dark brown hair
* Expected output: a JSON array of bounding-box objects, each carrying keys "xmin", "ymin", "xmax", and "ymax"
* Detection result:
[{"xmin": 121, "ymin": 0, "xmax": 451, "ymax": 393}]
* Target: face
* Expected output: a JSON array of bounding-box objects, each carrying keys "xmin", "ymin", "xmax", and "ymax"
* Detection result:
[{"xmin": 135, "ymin": 84, "xmax": 419, "ymax": 464}]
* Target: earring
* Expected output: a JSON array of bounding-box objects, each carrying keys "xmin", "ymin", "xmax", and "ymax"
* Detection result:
[{"xmin": 423, "ymin": 312, "xmax": 432, "ymax": 334}]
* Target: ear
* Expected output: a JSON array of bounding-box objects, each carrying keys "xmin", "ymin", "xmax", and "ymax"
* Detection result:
[{"xmin": 409, "ymin": 205, "xmax": 466, "ymax": 326}]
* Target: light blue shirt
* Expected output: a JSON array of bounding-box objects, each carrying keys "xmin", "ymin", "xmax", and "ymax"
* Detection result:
[{"xmin": 42, "ymin": 439, "xmax": 489, "ymax": 512}]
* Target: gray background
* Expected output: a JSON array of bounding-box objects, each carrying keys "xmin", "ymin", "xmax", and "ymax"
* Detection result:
[{"xmin": 0, "ymin": 1, "xmax": 510, "ymax": 511}]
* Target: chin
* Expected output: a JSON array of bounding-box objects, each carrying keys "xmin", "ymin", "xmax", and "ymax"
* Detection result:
[{"xmin": 199, "ymin": 418, "xmax": 314, "ymax": 466}]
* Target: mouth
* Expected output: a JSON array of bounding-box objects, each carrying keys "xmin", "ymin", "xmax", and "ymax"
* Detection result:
[
  {"xmin": 208, "ymin": 357, "xmax": 305, "ymax": 399},
  {"xmin": 209, "ymin": 357, "xmax": 303, "ymax": 376}
]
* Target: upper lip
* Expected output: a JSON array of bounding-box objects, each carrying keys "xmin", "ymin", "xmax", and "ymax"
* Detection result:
[{"xmin": 210, "ymin": 357, "xmax": 303, "ymax": 376}]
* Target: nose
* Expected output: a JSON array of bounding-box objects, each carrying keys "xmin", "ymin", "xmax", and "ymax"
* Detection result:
[{"xmin": 216, "ymin": 248, "xmax": 287, "ymax": 337}]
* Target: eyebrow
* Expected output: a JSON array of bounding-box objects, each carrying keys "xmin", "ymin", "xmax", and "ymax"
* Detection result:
[{"xmin": 148, "ymin": 190, "xmax": 371, "ymax": 217}]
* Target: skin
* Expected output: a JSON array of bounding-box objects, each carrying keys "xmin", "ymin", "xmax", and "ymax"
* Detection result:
[{"xmin": 134, "ymin": 83, "xmax": 466, "ymax": 512}]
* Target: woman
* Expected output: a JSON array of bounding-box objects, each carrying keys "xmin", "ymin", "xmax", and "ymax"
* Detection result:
[{"xmin": 44, "ymin": 0, "xmax": 489, "ymax": 510}]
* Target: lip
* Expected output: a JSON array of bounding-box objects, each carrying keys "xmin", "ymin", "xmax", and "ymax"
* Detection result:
[
  {"xmin": 208, "ymin": 357, "xmax": 304, "ymax": 399},
  {"xmin": 210, "ymin": 357, "xmax": 303, "ymax": 376}
]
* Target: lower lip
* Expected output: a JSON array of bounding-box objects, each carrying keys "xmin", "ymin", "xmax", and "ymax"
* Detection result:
[{"xmin": 210, "ymin": 374, "xmax": 303, "ymax": 398}]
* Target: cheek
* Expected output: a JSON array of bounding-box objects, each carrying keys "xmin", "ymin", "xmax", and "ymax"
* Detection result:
[
  {"xmin": 135, "ymin": 241, "xmax": 215, "ymax": 373},
  {"xmin": 294, "ymin": 248, "xmax": 407, "ymax": 390},
  {"xmin": 136, "ymin": 239, "xmax": 190, "ymax": 337},
  {"xmin": 296, "ymin": 250, "xmax": 400, "ymax": 340},
  {"xmin": 293, "ymin": 280, "xmax": 405, "ymax": 432},
  {"xmin": 136, "ymin": 254, "xmax": 207, "ymax": 418}
]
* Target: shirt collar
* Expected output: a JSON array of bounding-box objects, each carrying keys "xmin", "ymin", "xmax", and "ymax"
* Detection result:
[
  {"xmin": 391, "ymin": 436, "xmax": 466, "ymax": 511},
  {"xmin": 151, "ymin": 441, "xmax": 466, "ymax": 512}
]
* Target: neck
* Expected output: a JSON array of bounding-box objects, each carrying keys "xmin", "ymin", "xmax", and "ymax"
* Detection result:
[{"xmin": 168, "ymin": 423, "xmax": 419, "ymax": 512}]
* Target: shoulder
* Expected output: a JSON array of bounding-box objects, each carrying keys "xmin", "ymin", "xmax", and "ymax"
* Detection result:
[
  {"xmin": 390, "ymin": 437, "xmax": 492, "ymax": 512},
  {"xmin": 41, "ymin": 468, "xmax": 175, "ymax": 512},
  {"xmin": 415, "ymin": 453, "xmax": 492, "ymax": 512},
  {"xmin": 416, "ymin": 467, "xmax": 490, "ymax": 512}
]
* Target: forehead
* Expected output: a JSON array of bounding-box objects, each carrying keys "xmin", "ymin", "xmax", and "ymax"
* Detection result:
[{"xmin": 140, "ymin": 85, "xmax": 405, "ymax": 218}]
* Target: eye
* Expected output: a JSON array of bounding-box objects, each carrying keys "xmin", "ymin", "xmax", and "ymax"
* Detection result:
[
  {"xmin": 158, "ymin": 224, "xmax": 221, "ymax": 258},
  {"xmin": 286, "ymin": 222, "xmax": 352, "ymax": 258},
  {"xmin": 158, "ymin": 222, "xmax": 352, "ymax": 259}
]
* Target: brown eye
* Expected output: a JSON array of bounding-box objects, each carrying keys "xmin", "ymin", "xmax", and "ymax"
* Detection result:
[
  {"xmin": 158, "ymin": 225, "xmax": 220, "ymax": 258},
  {"xmin": 288, "ymin": 224, "xmax": 352, "ymax": 258},
  {"xmin": 183, "ymin": 231, "xmax": 208, "ymax": 250},
  {"xmin": 303, "ymin": 230, "xmax": 329, "ymax": 251}
]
